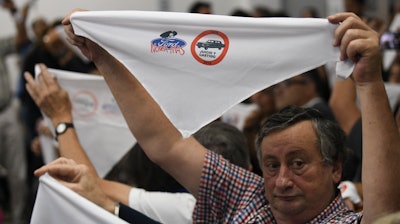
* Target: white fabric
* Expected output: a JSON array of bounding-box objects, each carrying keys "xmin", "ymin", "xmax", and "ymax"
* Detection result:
[
  {"xmin": 220, "ymin": 103, "xmax": 258, "ymax": 131},
  {"xmin": 70, "ymin": 10, "xmax": 354, "ymax": 137},
  {"xmin": 338, "ymin": 181, "xmax": 362, "ymax": 204},
  {"xmin": 35, "ymin": 67, "xmax": 136, "ymax": 177},
  {"xmin": 39, "ymin": 134, "xmax": 58, "ymax": 164},
  {"xmin": 30, "ymin": 174, "xmax": 128, "ymax": 224},
  {"xmin": 129, "ymin": 188, "xmax": 195, "ymax": 224},
  {"xmin": 385, "ymin": 83, "xmax": 400, "ymax": 111}
]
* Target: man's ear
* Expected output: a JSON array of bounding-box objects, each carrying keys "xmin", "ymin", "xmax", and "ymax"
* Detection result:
[
  {"xmin": 332, "ymin": 162, "xmax": 342, "ymax": 184},
  {"xmin": 247, "ymin": 163, "xmax": 253, "ymax": 172}
]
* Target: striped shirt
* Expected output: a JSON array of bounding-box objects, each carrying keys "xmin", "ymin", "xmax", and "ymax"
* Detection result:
[{"xmin": 193, "ymin": 151, "xmax": 363, "ymax": 223}]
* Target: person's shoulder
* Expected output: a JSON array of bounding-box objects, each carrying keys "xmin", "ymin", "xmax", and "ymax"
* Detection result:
[
  {"xmin": 205, "ymin": 150, "xmax": 263, "ymax": 183},
  {"xmin": 332, "ymin": 212, "xmax": 363, "ymax": 224},
  {"xmin": 312, "ymin": 194, "xmax": 363, "ymax": 223}
]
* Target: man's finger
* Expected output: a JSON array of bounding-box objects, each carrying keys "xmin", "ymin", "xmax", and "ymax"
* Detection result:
[
  {"xmin": 39, "ymin": 64, "xmax": 57, "ymax": 88},
  {"xmin": 34, "ymin": 157, "xmax": 78, "ymax": 177}
]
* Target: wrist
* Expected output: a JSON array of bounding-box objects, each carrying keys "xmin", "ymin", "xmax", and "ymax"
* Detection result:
[
  {"xmin": 113, "ymin": 202, "xmax": 120, "ymax": 216},
  {"xmin": 102, "ymin": 198, "xmax": 116, "ymax": 214},
  {"xmin": 51, "ymin": 115, "xmax": 73, "ymax": 128},
  {"xmin": 91, "ymin": 45, "xmax": 111, "ymax": 65},
  {"xmin": 54, "ymin": 122, "xmax": 74, "ymax": 141},
  {"xmin": 355, "ymin": 80, "xmax": 386, "ymax": 101}
]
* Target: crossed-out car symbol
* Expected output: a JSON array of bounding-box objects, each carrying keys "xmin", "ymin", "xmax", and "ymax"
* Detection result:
[{"xmin": 196, "ymin": 40, "xmax": 225, "ymax": 50}]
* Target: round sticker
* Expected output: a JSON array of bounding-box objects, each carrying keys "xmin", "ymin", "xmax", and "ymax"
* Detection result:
[
  {"xmin": 72, "ymin": 90, "xmax": 98, "ymax": 117},
  {"xmin": 191, "ymin": 30, "xmax": 229, "ymax": 66}
]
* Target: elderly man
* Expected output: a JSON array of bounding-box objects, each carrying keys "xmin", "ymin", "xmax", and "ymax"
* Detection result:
[{"xmin": 33, "ymin": 11, "xmax": 400, "ymax": 223}]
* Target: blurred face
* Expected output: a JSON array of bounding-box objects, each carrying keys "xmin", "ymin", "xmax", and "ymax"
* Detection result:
[
  {"xmin": 273, "ymin": 76, "xmax": 310, "ymax": 110},
  {"xmin": 344, "ymin": 0, "xmax": 364, "ymax": 17},
  {"xmin": 301, "ymin": 8, "xmax": 317, "ymax": 18},
  {"xmin": 389, "ymin": 62, "xmax": 400, "ymax": 83},
  {"xmin": 198, "ymin": 6, "xmax": 212, "ymax": 14},
  {"xmin": 43, "ymin": 29, "xmax": 69, "ymax": 57},
  {"xmin": 260, "ymin": 121, "xmax": 341, "ymax": 222},
  {"xmin": 250, "ymin": 87, "xmax": 276, "ymax": 116},
  {"xmin": 32, "ymin": 18, "xmax": 48, "ymax": 40}
]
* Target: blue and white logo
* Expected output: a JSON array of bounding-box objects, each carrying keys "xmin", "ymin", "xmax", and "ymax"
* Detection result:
[{"xmin": 151, "ymin": 31, "xmax": 187, "ymax": 55}]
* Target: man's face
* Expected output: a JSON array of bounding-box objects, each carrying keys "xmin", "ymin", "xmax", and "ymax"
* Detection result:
[
  {"xmin": 273, "ymin": 76, "xmax": 310, "ymax": 110},
  {"xmin": 43, "ymin": 29, "xmax": 68, "ymax": 57},
  {"xmin": 344, "ymin": 0, "xmax": 364, "ymax": 17},
  {"xmin": 260, "ymin": 121, "xmax": 341, "ymax": 222},
  {"xmin": 198, "ymin": 6, "xmax": 212, "ymax": 14},
  {"xmin": 33, "ymin": 18, "xmax": 48, "ymax": 40},
  {"xmin": 389, "ymin": 61, "xmax": 400, "ymax": 83},
  {"xmin": 250, "ymin": 87, "xmax": 276, "ymax": 116}
]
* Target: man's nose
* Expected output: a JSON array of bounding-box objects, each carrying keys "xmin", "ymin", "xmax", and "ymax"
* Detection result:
[{"xmin": 275, "ymin": 166, "xmax": 293, "ymax": 188}]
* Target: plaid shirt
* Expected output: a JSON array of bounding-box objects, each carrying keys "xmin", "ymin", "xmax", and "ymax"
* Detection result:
[{"xmin": 193, "ymin": 151, "xmax": 363, "ymax": 223}]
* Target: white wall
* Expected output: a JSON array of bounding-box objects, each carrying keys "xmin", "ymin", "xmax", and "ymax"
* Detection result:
[
  {"xmin": 0, "ymin": 0, "xmax": 392, "ymax": 38},
  {"xmin": 0, "ymin": 0, "xmax": 284, "ymax": 38},
  {"xmin": 1, "ymin": 0, "xmax": 274, "ymax": 89},
  {"xmin": 0, "ymin": 0, "xmax": 161, "ymax": 38}
]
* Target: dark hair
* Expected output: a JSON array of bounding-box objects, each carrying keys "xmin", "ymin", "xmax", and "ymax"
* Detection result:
[
  {"xmin": 231, "ymin": 9, "xmax": 251, "ymax": 17},
  {"xmin": 189, "ymin": 2, "xmax": 211, "ymax": 13},
  {"xmin": 256, "ymin": 106, "xmax": 348, "ymax": 168},
  {"xmin": 253, "ymin": 6, "xmax": 273, "ymax": 17},
  {"xmin": 106, "ymin": 121, "xmax": 251, "ymax": 191},
  {"xmin": 193, "ymin": 121, "xmax": 250, "ymax": 169},
  {"xmin": 105, "ymin": 143, "xmax": 184, "ymax": 192},
  {"xmin": 302, "ymin": 6, "xmax": 319, "ymax": 18}
]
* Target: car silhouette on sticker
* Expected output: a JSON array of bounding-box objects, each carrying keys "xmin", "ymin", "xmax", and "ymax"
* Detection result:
[{"xmin": 196, "ymin": 40, "xmax": 225, "ymax": 50}]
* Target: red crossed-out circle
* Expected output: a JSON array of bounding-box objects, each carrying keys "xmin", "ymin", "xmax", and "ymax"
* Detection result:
[
  {"xmin": 72, "ymin": 90, "xmax": 98, "ymax": 117},
  {"xmin": 191, "ymin": 30, "xmax": 229, "ymax": 66}
]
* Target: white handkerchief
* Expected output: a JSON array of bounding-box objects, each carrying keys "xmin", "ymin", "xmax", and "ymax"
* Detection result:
[
  {"xmin": 35, "ymin": 67, "xmax": 136, "ymax": 177},
  {"xmin": 70, "ymin": 10, "xmax": 354, "ymax": 137},
  {"xmin": 30, "ymin": 174, "xmax": 128, "ymax": 224}
]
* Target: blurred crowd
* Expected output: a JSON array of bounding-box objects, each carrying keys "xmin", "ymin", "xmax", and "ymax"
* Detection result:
[{"xmin": 0, "ymin": 0, "xmax": 399, "ymax": 223}]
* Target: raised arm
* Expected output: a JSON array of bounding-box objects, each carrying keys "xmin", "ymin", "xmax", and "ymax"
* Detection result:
[
  {"xmin": 329, "ymin": 13, "xmax": 400, "ymax": 223},
  {"xmin": 329, "ymin": 78, "xmax": 360, "ymax": 135},
  {"xmin": 62, "ymin": 10, "xmax": 207, "ymax": 196},
  {"xmin": 24, "ymin": 65, "xmax": 130, "ymax": 205},
  {"xmin": 2, "ymin": 0, "xmax": 30, "ymax": 50},
  {"xmin": 27, "ymin": 65, "xmax": 195, "ymax": 223}
]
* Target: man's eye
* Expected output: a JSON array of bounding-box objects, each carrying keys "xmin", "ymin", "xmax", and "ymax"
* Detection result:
[
  {"xmin": 265, "ymin": 162, "xmax": 280, "ymax": 171},
  {"xmin": 291, "ymin": 160, "xmax": 304, "ymax": 169}
]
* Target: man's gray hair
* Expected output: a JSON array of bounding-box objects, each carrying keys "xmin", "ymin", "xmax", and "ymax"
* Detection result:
[{"xmin": 255, "ymin": 106, "xmax": 348, "ymax": 168}]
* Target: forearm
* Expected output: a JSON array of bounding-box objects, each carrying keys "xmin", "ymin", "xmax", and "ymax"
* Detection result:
[
  {"xmin": 93, "ymin": 53, "xmax": 182, "ymax": 162},
  {"xmin": 99, "ymin": 179, "xmax": 131, "ymax": 206},
  {"xmin": 8, "ymin": 4, "xmax": 29, "ymax": 50},
  {"xmin": 55, "ymin": 126, "xmax": 99, "ymax": 177},
  {"xmin": 14, "ymin": 22, "xmax": 29, "ymax": 50},
  {"xmin": 329, "ymin": 78, "xmax": 361, "ymax": 135},
  {"xmin": 92, "ymin": 52, "xmax": 205, "ymax": 195},
  {"xmin": 357, "ymin": 81, "xmax": 400, "ymax": 221},
  {"xmin": 14, "ymin": 19, "xmax": 30, "ymax": 50},
  {"xmin": 50, "ymin": 110, "xmax": 99, "ymax": 178},
  {"xmin": 56, "ymin": 125, "xmax": 132, "ymax": 207}
]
